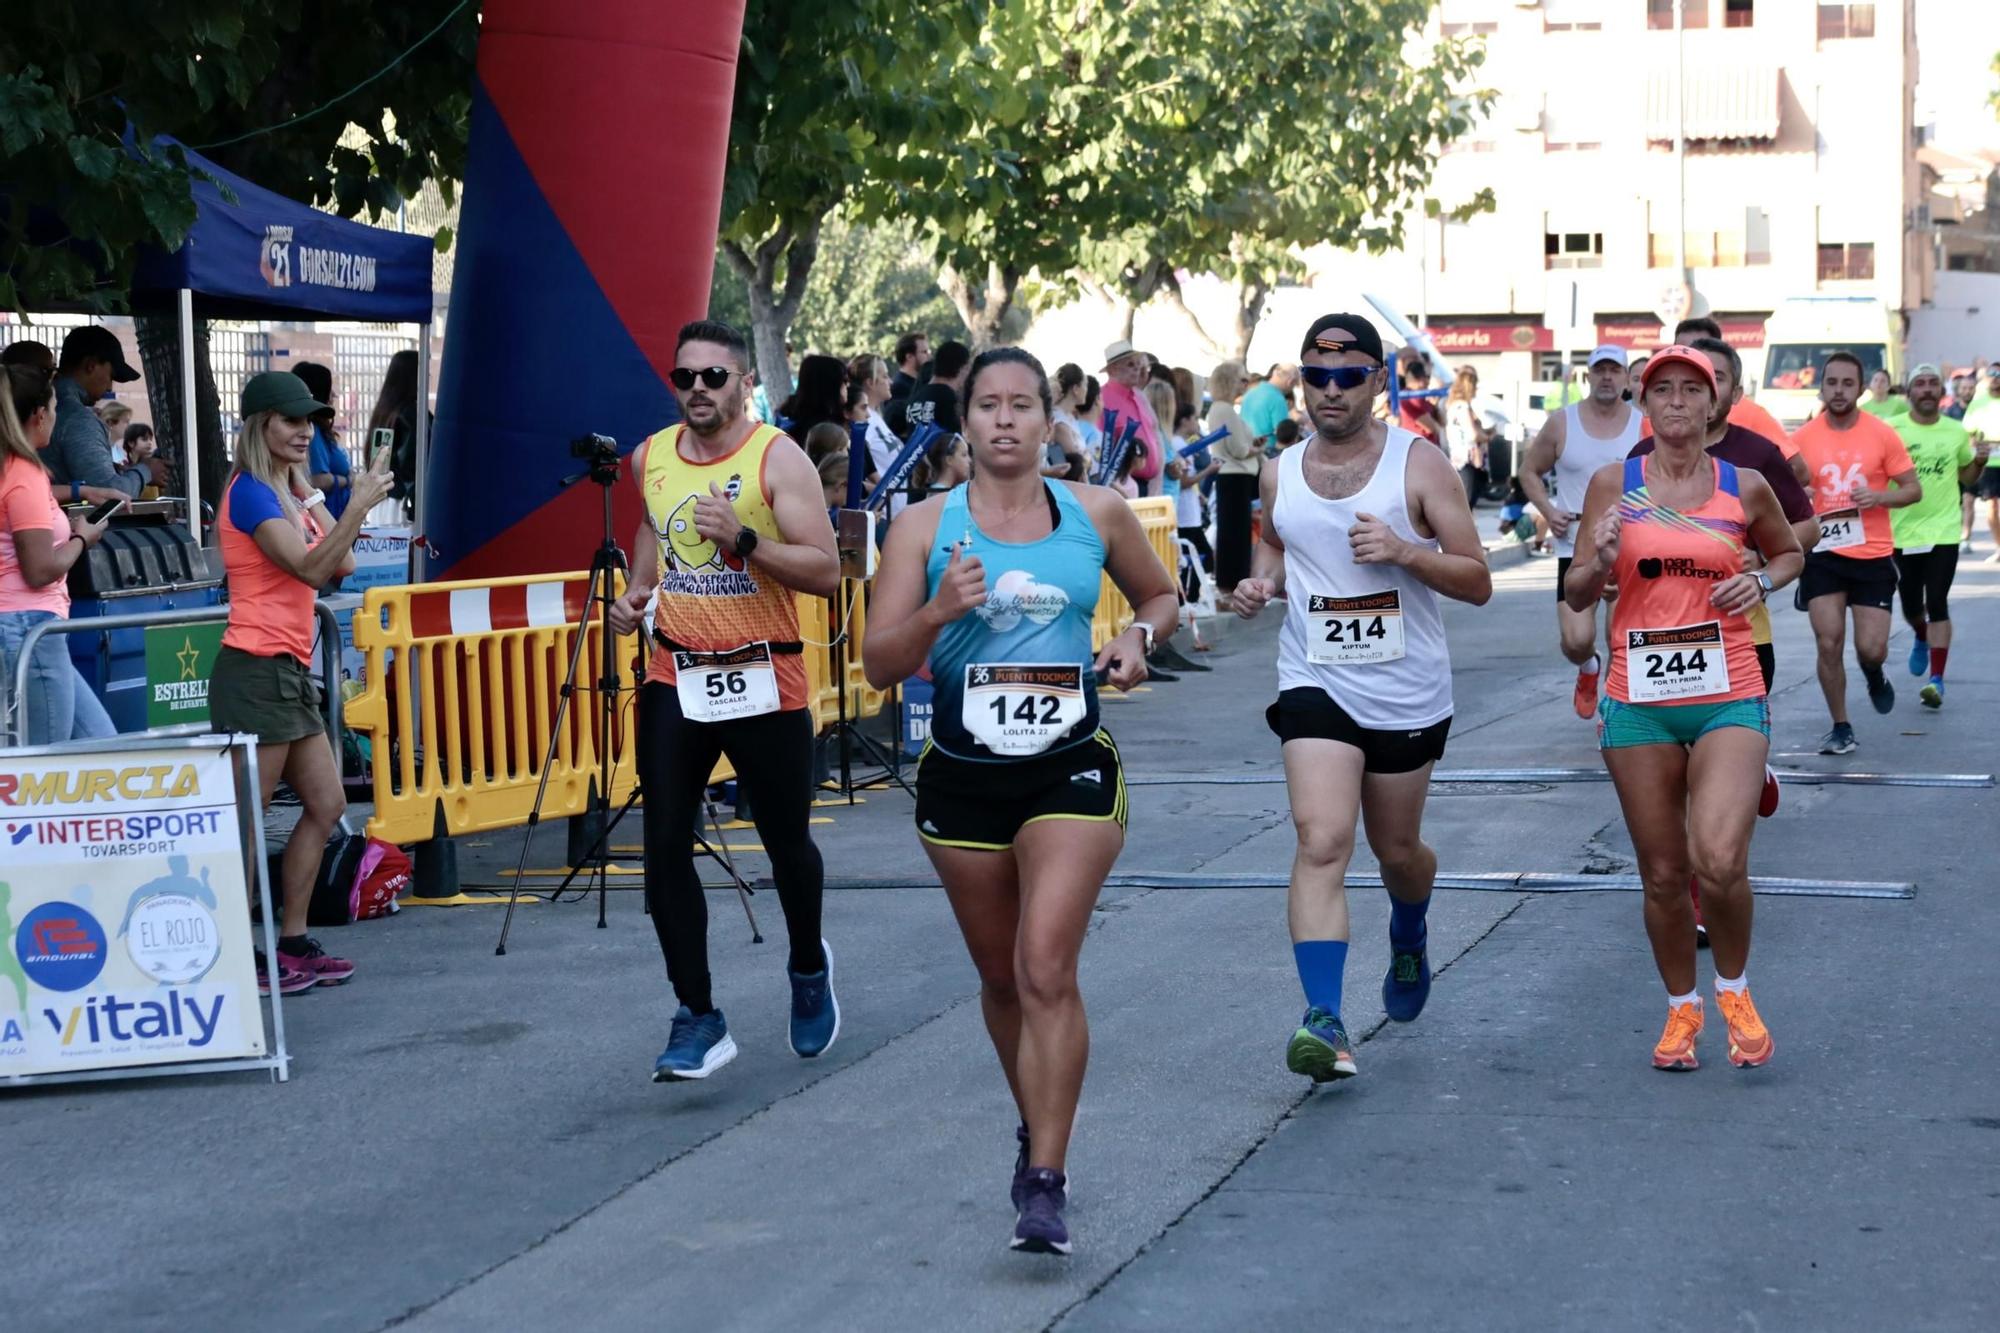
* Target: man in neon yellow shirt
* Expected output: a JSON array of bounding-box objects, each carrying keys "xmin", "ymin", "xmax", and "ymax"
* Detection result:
[{"xmin": 1890, "ymin": 365, "xmax": 1992, "ymax": 707}]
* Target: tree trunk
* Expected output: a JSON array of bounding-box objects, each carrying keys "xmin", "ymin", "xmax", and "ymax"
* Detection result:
[
  {"xmin": 135, "ymin": 312, "xmax": 226, "ymax": 525},
  {"xmin": 1076, "ymin": 276, "xmax": 1135, "ymax": 346},
  {"xmin": 1230, "ymin": 277, "xmax": 1270, "ymax": 365},
  {"xmin": 938, "ymin": 261, "xmax": 1020, "ymax": 351},
  {"xmin": 721, "ymin": 216, "xmax": 824, "ymax": 405}
]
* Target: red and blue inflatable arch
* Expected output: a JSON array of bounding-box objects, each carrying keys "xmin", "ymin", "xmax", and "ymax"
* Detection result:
[{"xmin": 424, "ymin": 0, "xmax": 746, "ymax": 580}]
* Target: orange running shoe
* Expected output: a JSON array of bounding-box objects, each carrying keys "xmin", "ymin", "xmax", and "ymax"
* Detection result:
[
  {"xmin": 1714, "ymin": 988, "xmax": 1774, "ymax": 1068},
  {"xmin": 1652, "ymin": 1001, "xmax": 1704, "ymax": 1071},
  {"xmin": 1572, "ymin": 663, "xmax": 1600, "ymax": 720}
]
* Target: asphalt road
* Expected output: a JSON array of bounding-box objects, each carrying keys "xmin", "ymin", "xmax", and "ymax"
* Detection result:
[{"xmin": 7, "ymin": 538, "xmax": 1997, "ymax": 1333}]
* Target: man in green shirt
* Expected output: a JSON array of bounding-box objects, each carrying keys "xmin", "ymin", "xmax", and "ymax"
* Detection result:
[{"xmin": 1890, "ymin": 365, "xmax": 1992, "ymax": 708}]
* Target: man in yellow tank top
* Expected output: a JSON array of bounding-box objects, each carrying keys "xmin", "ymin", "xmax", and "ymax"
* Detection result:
[{"xmin": 608, "ymin": 320, "xmax": 841, "ymax": 1082}]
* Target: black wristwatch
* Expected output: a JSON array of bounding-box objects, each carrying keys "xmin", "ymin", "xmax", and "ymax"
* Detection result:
[{"xmin": 734, "ymin": 527, "xmax": 759, "ymax": 559}]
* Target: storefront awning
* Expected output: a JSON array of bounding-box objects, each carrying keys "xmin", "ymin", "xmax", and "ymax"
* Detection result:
[{"xmin": 1646, "ymin": 65, "xmax": 1781, "ymax": 142}]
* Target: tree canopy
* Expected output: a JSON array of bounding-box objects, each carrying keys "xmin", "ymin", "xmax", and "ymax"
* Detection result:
[{"xmin": 0, "ymin": 0, "xmax": 476, "ymax": 312}]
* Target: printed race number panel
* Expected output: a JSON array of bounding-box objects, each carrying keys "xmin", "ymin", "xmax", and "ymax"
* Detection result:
[
  {"xmin": 1306, "ymin": 591, "xmax": 1405, "ymax": 665},
  {"xmin": 1624, "ymin": 622, "xmax": 1731, "ymax": 702},
  {"xmin": 673, "ymin": 643, "xmax": 780, "ymax": 723},
  {"xmin": 1817, "ymin": 508, "xmax": 1865, "ymax": 552},
  {"xmin": 963, "ymin": 663, "xmax": 1086, "ymax": 756}
]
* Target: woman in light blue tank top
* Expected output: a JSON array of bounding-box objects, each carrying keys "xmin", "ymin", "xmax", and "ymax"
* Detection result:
[
  {"xmin": 863, "ymin": 348, "xmax": 1179, "ymax": 1257},
  {"xmin": 921, "ymin": 479, "xmax": 1105, "ymax": 759}
]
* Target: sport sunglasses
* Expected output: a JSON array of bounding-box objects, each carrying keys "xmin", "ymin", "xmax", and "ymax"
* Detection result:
[
  {"xmin": 670, "ymin": 366, "xmax": 736, "ymax": 391},
  {"xmin": 1298, "ymin": 364, "xmax": 1379, "ymax": 391}
]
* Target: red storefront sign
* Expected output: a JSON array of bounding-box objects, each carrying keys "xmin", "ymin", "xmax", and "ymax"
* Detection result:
[
  {"xmin": 1425, "ymin": 322, "xmax": 1555, "ymax": 353},
  {"xmin": 1596, "ymin": 317, "xmax": 1767, "ymax": 350},
  {"xmin": 1425, "ymin": 317, "xmax": 1767, "ymax": 355}
]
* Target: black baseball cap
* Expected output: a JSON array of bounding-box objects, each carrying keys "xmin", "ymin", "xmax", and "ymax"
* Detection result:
[
  {"xmin": 59, "ymin": 325, "xmax": 141, "ymax": 382},
  {"xmin": 1300, "ymin": 313, "xmax": 1385, "ymax": 366}
]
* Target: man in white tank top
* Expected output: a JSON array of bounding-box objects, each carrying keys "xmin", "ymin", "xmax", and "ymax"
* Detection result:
[
  {"xmin": 1231, "ymin": 313, "xmax": 1493, "ymax": 1085},
  {"xmin": 1519, "ymin": 345, "xmax": 1642, "ymax": 719}
]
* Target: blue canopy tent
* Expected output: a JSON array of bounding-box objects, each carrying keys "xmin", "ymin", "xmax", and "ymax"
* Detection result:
[{"xmin": 129, "ymin": 138, "xmax": 436, "ymax": 545}]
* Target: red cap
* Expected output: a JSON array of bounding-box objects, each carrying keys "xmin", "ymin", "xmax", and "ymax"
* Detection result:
[{"xmin": 1638, "ymin": 344, "xmax": 1718, "ymax": 395}]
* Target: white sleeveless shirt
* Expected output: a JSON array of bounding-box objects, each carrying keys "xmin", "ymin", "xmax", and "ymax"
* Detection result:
[
  {"xmin": 1273, "ymin": 426, "xmax": 1453, "ymax": 729},
  {"xmin": 1550, "ymin": 401, "xmax": 1643, "ymax": 556}
]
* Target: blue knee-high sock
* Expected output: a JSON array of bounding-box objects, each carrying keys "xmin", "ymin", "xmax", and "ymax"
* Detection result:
[
  {"xmin": 1293, "ymin": 940, "xmax": 1348, "ymax": 1016},
  {"xmin": 1389, "ymin": 895, "xmax": 1431, "ymax": 951}
]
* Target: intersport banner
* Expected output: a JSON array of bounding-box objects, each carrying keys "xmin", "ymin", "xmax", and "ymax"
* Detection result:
[{"xmin": 1, "ymin": 743, "xmax": 265, "ymax": 1080}]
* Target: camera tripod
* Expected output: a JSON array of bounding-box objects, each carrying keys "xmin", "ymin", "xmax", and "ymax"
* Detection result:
[
  {"xmin": 495, "ymin": 436, "xmax": 760, "ymax": 955},
  {"xmin": 820, "ymin": 575, "xmax": 916, "ymax": 803}
]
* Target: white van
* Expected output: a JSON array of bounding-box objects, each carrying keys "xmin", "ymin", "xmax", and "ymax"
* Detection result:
[{"xmin": 1759, "ymin": 296, "xmax": 1904, "ymax": 432}]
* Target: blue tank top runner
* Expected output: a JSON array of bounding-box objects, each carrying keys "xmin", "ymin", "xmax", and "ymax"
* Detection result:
[{"xmin": 924, "ymin": 480, "xmax": 1105, "ymax": 761}]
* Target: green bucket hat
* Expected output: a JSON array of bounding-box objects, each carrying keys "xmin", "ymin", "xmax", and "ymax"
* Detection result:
[{"xmin": 241, "ymin": 370, "xmax": 328, "ymax": 419}]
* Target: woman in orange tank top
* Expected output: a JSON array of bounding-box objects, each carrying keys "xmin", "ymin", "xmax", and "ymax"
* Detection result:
[
  {"xmin": 211, "ymin": 373, "xmax": 393, "ymax": 996},
  {"xmin": 1565, "ymin": 348, "xmax": 1802, "ymax": 1075}
]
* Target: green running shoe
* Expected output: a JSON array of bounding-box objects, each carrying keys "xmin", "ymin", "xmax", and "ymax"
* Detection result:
[{"xmin": 1286, "ymin": 1007, "xmax": 1357, "ymax": 1082}]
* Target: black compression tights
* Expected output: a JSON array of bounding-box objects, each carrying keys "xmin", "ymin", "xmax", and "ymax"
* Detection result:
[{"xmin": 638, "ymin": 683, "xmax": 826, "ymax": 1014}]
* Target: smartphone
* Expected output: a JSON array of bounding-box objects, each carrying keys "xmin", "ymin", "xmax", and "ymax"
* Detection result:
[
  {"xmin": 86, "ymin": 497, "xmax": 128, "ymax": 524},
  {"xmin": 369, "ymin": 426, "xmax": 396, "ymax": 472}
]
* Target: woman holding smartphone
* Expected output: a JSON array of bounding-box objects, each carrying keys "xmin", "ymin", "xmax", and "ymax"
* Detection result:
[
  {"xmin": 0, "ymin": 363, "xmax": 120, "ymax": 744},
  {"xmin": 212, "ymin": 372, "xmax": 393, "ymax": 996}
]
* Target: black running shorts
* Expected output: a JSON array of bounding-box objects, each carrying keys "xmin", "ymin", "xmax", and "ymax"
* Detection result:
[
  {"xmin": 1266, "ymin": 687, "xmax": 1451, "ymax": 775},
  {"xmin": 1799, "ymin": 551, "xmax": 1897, "ymax": 611},
  {"xmin": 915, "ymin": 730, "xmax": 1126, "ymax": 851}
]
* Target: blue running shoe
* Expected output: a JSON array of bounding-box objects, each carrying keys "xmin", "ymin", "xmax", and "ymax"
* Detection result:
[
  {"xmin": 788, "ymin": 937, "xmax": 839, "ymax": 1057},
  {"xmin": 653, "ymin": 1006, "xmax": 737, "ymax": 1082},
  {"xmin": 1920, "ymin": 678, "xmax": 1943, "ymax": 710},
  {"xmin": 1908, "ymin": 638, "xmax": 1928, "ymax": 677},
  {"xmin": 1011, "ymin": 1124, "xmax": 1071, "ymax": 1211},
  {"xmin": 1383, "ymin": 941, "xmax": 1432, "ymax": 1022},
  {"xmin": 1286, "ymin": 1007, "xmax": 1357, "ymax": 1082},
  {"xmin": 1011, "ymin": 1168, "xmax": 1072, "ymax": 1255}
]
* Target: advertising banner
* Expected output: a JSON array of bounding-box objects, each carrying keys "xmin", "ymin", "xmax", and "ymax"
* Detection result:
[
  {"xmin": 337, "ymin": 527, "xmax": 413, "ymax": 685},
  {"xmin": 143, "ymin": 622, "xmax": 227, "ymax": 729},
  {"xmin": 0, "ymin": 741, "xmax": 270, "ymax": 1081}
]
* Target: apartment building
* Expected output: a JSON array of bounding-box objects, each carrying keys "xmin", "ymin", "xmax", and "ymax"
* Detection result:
[{"xmin": 1301, "ymin": 0, "xmax": 1928, "ymax": 386}]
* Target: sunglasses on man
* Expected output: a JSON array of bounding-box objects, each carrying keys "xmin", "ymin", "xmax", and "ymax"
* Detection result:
[
  {"xmin": 1298, "ymin": 364, "xmax": 1379, "ymax": 391},
  {"xmin": 670, "ymin": 366, "xmax": 736, "ymax": 391}
]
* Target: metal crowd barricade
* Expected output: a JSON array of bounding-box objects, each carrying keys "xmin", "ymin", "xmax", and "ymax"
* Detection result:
[
  {"xmin": 1092, "ymin": 497, "xmax": 1178, "ymax": 650},
  {"xmin": 341, "ymin": 494, "xmax": 1180, "ymax": 848},
  {"xmin": 343, "ymin": 572, "xmax": 639, "ymax": 846},
  {"xmin": 7, "ymin": 602, "xmax": 345, "ymax": 750}
]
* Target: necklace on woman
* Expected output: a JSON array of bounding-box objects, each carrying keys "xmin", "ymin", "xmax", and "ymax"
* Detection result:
[{"xmin": 969, "ymin": 483, "xmax": 1044, "ymax": 528}]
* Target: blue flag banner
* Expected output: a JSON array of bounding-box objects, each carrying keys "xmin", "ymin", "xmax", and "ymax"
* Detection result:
[
  {"xmin": 1093, "ymin": 419, "xmax": 1142, "ymax": 486},
  {"xmin": 863, "ymin": 423, "xmax": 941, "ymax": 512},
  {"xmin": 1178, "ymin": 426, "xmax": 1228, "ymax": 458}
]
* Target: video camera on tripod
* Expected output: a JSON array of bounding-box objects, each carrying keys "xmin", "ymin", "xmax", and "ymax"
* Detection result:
[{"xmin": 567, "ymin": 432, "xmax": 624, "ymax": 486}]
